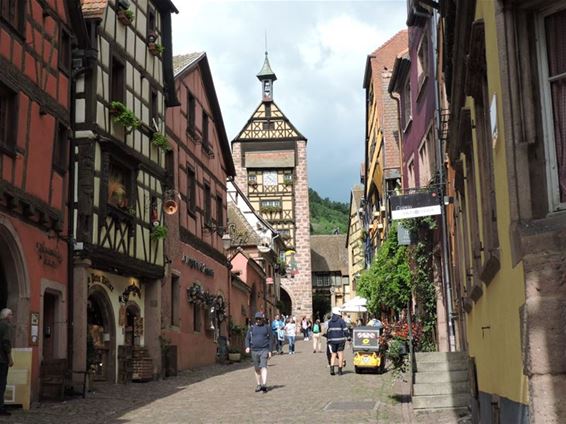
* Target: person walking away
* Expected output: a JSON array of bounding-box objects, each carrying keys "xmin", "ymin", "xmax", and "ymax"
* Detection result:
[
  {"xmin": 312, "ymin": 319, "xmax": 322, "ymax": 353},
  {"xmin": 271, "ymin": 315, "xmax": 283, "ymax": 353},
  {"xmin": 284, "ymin": 318, "xmax": 296, "ymax": 354},
  {"xmin": 0, "ymin": 309, "xmax": 13, "ymax": 416},
  {"xmin": 276, "ymin": 325, "xmax": 285, "ymax": 354},
  {"xmin": 327, "ymin": 307, "xmax": 349, "ymax": 376},
  {"xmin": 245, "ymin": 312, "xmax": 272, "ymax": 393},
  {"xmin": 301, "ymin": 316, "xmax": 309, "ymax": 341}
]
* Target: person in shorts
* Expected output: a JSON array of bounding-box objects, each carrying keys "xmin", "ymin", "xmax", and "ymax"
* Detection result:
[
  {"xmin": 245, "ymin": 312, "xmax": 272, "ymax": 392},
  {"xmin": 327, "ymin": 307, "xmax": 349, "ymax": 376}
]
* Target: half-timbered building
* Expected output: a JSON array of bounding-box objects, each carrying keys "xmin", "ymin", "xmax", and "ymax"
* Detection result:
[
  {"xmin": 0, "ymin": 0, "xmax": 87, "ymax": 405},
  {"xmin": 161, "ymin": 52, "xmax": 235, "ymax": 370},
  {"xmin": 232, "ymin": 53, "xmax": 312, "ymax": 318},
  {"xmin": 71, "ymin": 0, "xmax": 178, "ymax": 386}
]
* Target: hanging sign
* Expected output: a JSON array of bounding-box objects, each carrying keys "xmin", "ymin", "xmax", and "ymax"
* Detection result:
[{"xmin": 389, "ymin": 191, "xmax": 441, "ymax": 220}]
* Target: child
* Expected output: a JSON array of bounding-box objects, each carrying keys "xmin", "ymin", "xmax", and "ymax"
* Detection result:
[{"xmin": 276, "ymin": 326, "xmax": 286, "ymax": 354}]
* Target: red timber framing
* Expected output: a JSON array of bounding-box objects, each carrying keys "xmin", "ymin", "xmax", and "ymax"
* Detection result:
[{"xmin": 0, "ymin": 0, "xmax": 87, "ymax": 404}]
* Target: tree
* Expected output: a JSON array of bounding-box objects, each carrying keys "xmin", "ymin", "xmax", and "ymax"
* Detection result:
[{"xmin": 357, "ymin": 223, "xmax": 412, "ymax": 316}]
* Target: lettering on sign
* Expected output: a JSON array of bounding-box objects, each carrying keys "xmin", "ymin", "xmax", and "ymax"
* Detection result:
[
  {"xmin": 182, "ymin": 255, "xmax": 215, "ymax": 277},
  {"xmin": 35, "ymin": 242, "xmax": 62, "ymax": 268},
  {"xmin": 89, "ymin": 273, "xmax": 114, "ymax": 292}
]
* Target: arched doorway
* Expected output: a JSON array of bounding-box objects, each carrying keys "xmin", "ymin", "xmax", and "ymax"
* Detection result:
[
  {"xmin": 0, "ymin": 220, "xmax": 30, "ymax": 348},
  {"xmin": 279, "ymin": 288, "xmax": 292, "ymax": 316},
  {"xmin": 87, "ymin": 289, "xmax": 115, "ymax": 382}
]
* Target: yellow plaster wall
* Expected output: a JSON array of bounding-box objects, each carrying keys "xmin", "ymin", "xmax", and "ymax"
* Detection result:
[{"xmin": 463, "ymin": 0, "xmax": 528, "ymax": 405}]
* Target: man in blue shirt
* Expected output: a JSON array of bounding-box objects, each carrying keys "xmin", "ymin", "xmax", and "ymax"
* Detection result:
[{"xmin": 245, "ymin": 312, "xmax": 272, "ymax": 392}]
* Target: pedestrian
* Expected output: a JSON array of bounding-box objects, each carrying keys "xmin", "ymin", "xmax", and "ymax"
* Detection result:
[
  {"xmin": 284, "ymin": 317, "xmax": 296, "ymax": 354},
  {"xmin": 301, "ymin": 316, "xmax": 309, "ymax": 341},
  {"xmin": 312, "ymin": 319, "xmax": 322, "ymax": 353},
  {"xmin": 245, "ymin": 312, "xmax": 272, "ymax": 393},
  {"xmin": 0, "ymin": 308, "xmax": 13, "ymax": 416},
  {"xmin": 277, "ymin": 325, "xmax": 286, "ymax": 354},
  {"xmin": 327, "ymin": 306, "xmax": 349, "ymax": 376},
  {"xmin": 271, "ymin": 314, "xmax": 283, "ymax": 353}
]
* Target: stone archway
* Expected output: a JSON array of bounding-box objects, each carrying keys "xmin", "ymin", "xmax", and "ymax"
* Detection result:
[
  {"xmin": 279, "ymin": 286, "xmax": 293, "ymax": 317},
  {"xmin": 87, "ymin": 287, "xmax": 116, "ymax": 382},
  {"xmin": 0, "ymin": 217, "xmax": 31, "ymax": 347}
]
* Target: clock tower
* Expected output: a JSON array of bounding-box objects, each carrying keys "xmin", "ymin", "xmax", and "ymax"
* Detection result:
[{"xmin": 231, "ymin": 53, "xmax": 312, "ymax": 318}]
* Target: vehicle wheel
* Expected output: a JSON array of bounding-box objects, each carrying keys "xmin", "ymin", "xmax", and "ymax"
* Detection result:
[
  {"xmin": 354, "ymin": 366, "xmax": 360, "ymax": 374},
  {"xmin": 378, "ymin": 356, "xmax": 386, "ymax": 373}
]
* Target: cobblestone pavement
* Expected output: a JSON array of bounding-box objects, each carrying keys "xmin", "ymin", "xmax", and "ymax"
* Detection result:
[{"xmin": 3, "ymin": 339, "xmax": 469, "ymax": 423}]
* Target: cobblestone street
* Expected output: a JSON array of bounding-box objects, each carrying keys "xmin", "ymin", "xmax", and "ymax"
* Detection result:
[{"xmin": 3, "ymin": 339, "xmax": 468, "ymax": 423}]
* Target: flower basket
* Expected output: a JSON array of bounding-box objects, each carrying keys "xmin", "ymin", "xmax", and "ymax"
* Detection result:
[
  {"xmin": 117, "ymin": 9, "xmax": 133, "ymax": 25},
  {"xmin": 148, "ymin": 42, "xmax": 164, "ymax": 57},
  {"xmin": 110, "ymin": 101, "xmax": 140, "ymax": 133},
  {"xmin": 151, "ymin": 132, "xmax": 171, "ymax": 151},
  {"xmin": 228, "ymin": 352, "xmax": 241, "ymax": 362},
  {"xmin": 151, "ymin": 224, "xmax": 168, "ymax": 240}
]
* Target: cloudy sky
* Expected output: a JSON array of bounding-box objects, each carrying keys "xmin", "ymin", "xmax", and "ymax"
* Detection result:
[{"xmin": 171, "ymin": 1, "xmax": 406, "ymax": 202}]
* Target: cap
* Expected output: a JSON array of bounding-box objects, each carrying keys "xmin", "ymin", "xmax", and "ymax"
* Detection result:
[
  {"xmin": 254, "ymin": 312, "xmax": 265, "ymax": 319},
  {"xmin": 332, "ymin": 306, "xmax": 342, "ymax": 316}
]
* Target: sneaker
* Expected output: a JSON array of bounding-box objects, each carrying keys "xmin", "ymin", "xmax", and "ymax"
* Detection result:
[
  {"xmin": 255, "ymin": 385, "xmax": 262, "ymax": 392},
  {"xmin": 338, "ymin": 367, "xmax": 343, "ymax": 376},
  {"xmin": 261, "ymin": 385, "xmax": 268, "ymax": 393},
  {"xmin": 305, "ymin": 338, "xmax": 309, "ymax": 341},
  {"xmin": 330, "ymin": 366, "xmax": 335, "ymax": 376},
  {"xmin": 313, "ymin": 350, "xmax": 316, "ymax": 353}
]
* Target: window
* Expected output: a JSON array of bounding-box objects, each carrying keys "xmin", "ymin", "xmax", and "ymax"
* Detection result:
[
  {"xmin": 171, "ymin": 275, "xmax": 179, "ymax": 326},
  {"xmin": 204, "ymin": 182, "xmax": 211, "ymax": 224},
  {"xmin": 417, "ymin": 32, "xmax": 429, "ymax": 88},
  {"xmin": 0, "ymin": 0, "xmax": 24, "ymax": 34},
  {"xmin": 150, "ymin": 88, "xmax": 158, "ymax": 128},
  {"xmin": 407, "ymin": 157, "xmax": 415, "ymax": 189},
  {"xmin": 314, "ymin": 274, "xmax": 331, "ymax": 287},
  {"xmin": 187, "ymin": 167, "xmax": 196, "ymax": 214},
  {"xmin": 53, "ymin": 122, "xmax": 68, "ymax": 173},
  {"xmin": 193, "ymin": 303, "xmax": 202, "ymax": 332},
  {"xmin": 111, "ymin": 56, "xmax": 125, "ymax": 103},
  {"xmin": 265, "ymin": 103, "xmax": 271, "ymax": 118},
  {"xmin": 216, "ymin": 194, "xmax": 223, "ymax": 228},
  {"xmin": 262, "ymin": 121, "xmax": 274, "ymax": 130},
  {"xmin": 248, "ymin": 173, "xmax": 257, "ymax": 185},
  {"xmin": 0, "ymin": 82, "xmax": 17, "ymax": 150},
  {"xmin": 539, "ymin": 8, "xmax": 566, "ymax": 208},
  {"xmin": 147, "ymin": 6, "xmax": 156, "ymax": 36},
  {"xmin": 108, "ymin": 162, "xmax": 131, "ymax": 209},
  {"xmin": 260, "ymin": 199, "xmax": 281, "ymax": 209},
  {"xmin": 283, "ymin": 172, "xmax": 293, "ymax": 184},
  {"xmin": 402, "ymin": 78, "xmax": 412, "ymax": 130},
  {"xmin": 59, "ymin": 29, "xmax": 71, "ymax": 74},
  {"xmin": 187, "ymin": 92, "xmax": 195, "ymax": 135},
  {"xmin": 418, "ymin": 127, "xmax": 434, "ymax": 187},
  {"xmin": 202, "ymin": 111, "xmax": 209, "ymax": 146}
]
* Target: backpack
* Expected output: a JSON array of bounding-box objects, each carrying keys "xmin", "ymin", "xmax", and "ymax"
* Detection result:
[{"xmin": 313, "ymin": 323, "xmax": 320, "ymax": 334}]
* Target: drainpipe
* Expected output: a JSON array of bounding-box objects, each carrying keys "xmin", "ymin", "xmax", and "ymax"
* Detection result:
[{"xmin": 430, "ymin": 7, "xmax": 456, "ymax": 352}]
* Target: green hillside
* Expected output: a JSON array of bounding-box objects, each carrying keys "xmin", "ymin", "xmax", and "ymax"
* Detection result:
[{"xmin": 309, "ymin": 188, "xmax": 349, "ymax": 235}]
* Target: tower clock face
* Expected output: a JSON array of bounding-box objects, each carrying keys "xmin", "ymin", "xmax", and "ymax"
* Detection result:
[{"xmin": 263, "ymin": 171, "xmax": 277, "ymax": 186}]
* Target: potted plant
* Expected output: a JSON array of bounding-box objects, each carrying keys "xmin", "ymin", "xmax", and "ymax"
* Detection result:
[
  {"xmin": 148, "ymin": 42, "xmax": 164, "ymax": 57},
  {"xmin": 110, "ymin": 101, "xmax": 140, "ymax": 133},
  {"xmin": 151, "ymin": 132, "xmax": 171, "ymax": 151},
  {"xmin": 151, "ymin": 224, "xmax": 168, "ymax": 240},
  {"xmin": 283, "ymin": 179, "xmax": 293, "ymax": 186},
  {"xmin": 117, "ymin": 8, "xmax": 134, "ymax": 25},
  {"xmin": 228, "ymin": 347, "xmax": 241, "ymax": 362}
]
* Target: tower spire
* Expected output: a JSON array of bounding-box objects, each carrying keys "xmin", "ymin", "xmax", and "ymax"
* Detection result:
[{"xmin": 257, "ymin": 51, "xmax": 277, "ymax": 102}]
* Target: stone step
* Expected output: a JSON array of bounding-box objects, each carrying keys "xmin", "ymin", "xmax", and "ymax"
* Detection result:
[
  {"xmin": 415, "ymin": 351, "xmax": 468, "ymax": 363},
  {"xmin": 414, "ymin": 370, "xmax": 468, "ymax": 384},
  {"xmin": 412, "ymin": 393, "xmax": 469, "ymax": 410},
  {"xmin": 416, "ymin": 359, "xmax": 467, "ymax": 372},
  {"xmin": 413, "ymin": 381, "xmax": 469, "ymax": 396}
]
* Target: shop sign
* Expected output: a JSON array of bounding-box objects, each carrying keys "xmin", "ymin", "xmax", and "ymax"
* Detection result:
[
  {"xmin": 89, "ymin": 273, "xmax": 114, "ymax": 292},
  {"xmin": 35, "ymin": 242, "xmax": 62, "ymax": 268},
  {"xmin": 389, "ymin": 191, "xmax": 441, "ymax": 220},
  {"xmin": 182, "ymin": 255, "xmax": 214, "ymax": 276}
]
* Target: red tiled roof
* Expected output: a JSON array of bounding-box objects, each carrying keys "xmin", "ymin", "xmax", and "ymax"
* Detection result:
[{"xmin": 81, "ymin": 0, "xmax": 108, "ymax": 19}]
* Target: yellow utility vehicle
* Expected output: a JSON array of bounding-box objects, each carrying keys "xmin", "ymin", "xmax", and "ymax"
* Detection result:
[{"xmin": 352, "ymin": 326, "xmax": 386, "ymax": 374}]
